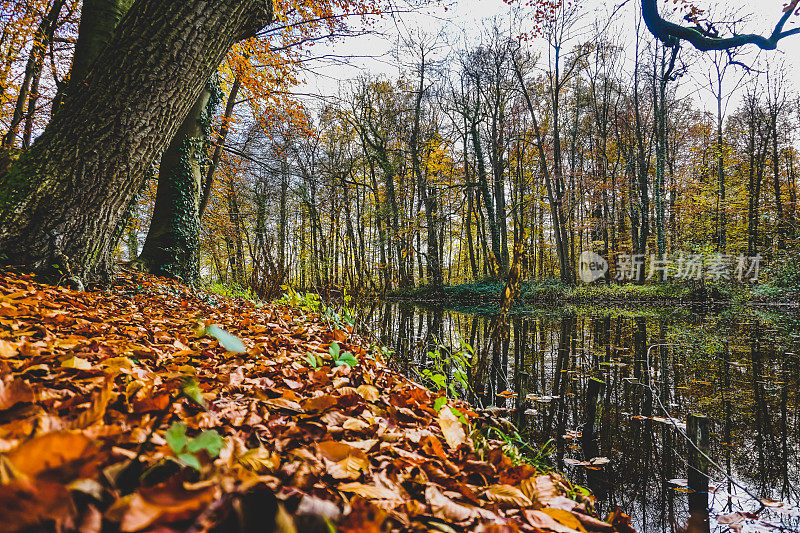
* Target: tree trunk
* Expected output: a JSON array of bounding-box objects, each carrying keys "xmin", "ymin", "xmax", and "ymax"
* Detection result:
[
  {"xmin": 52, "ymin": 0, "xmax": 135, "ymax": 115},
  {"xmin": 0, "ymin": 0, "xmax": 272, "ymax": 281},
  {"xmin": 200, "ymin": 75, "xmax": 240, "ymax": 218},
  {"xmin": 136, "ymin": 83, "xmax": 216, "ymax": 283}
]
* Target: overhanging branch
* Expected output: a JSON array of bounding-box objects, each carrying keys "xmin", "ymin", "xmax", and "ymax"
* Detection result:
[{"xmin": 642, "ymin": 0, "xmax": 800, "ymax": 51}]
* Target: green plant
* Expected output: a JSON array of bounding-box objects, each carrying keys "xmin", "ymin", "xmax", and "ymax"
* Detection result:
[
  {"xmin": 484, "ymin": 425, "xmax": 553, "ymax": 470},
  {"xmin": 304, "ymin": 351, "xmax": 323, "ymax": 369},
  {"xmin": 202, "ymin": 281, "xmax": 258, "ymax": 302},
  {"xmin": 421, "ymin": 339, "xmax": 473, "ymax": 401},
  {"xmin": 329, "ymin": 341, "xmax": 357, "ymax": 367},
  {"xmin": 165, "ymin": 422, "xmax": 224, "ymax": 470},
  {"xmin": 277, "ymin": 285, "xmax": 320, "ymax": 314}
]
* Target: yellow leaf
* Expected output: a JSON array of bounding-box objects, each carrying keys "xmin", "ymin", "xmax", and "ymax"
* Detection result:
[
  {"xmin": 0, "ymin": 340, "xmax": 18, "ymax": 358},
  {"xmin": 338, "ymin": 482, "xmax": 400, "ymax": 500},
  {"xmin": 540, "ymin": 508, "xmax": 588, "ymax": 532},
  {"xmin": 238, "ymin": 447, "xmax": 280, "ymax": 473},
  {"xmin": 61, "ymin": 356, "xmax": 91, "ymax": 370},
  {"xmin": 437, "ymin": 406, "xmax": 466, "ymax": 450}
]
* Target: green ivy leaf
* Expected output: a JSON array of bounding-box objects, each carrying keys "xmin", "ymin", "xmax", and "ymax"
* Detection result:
[
  {"xmin": 449, "ymin": 406, "xmax": 468, "ymax": 425},
  {"xmin": 178, "ymin": 452, "xmax": 202, "ymax": 470},
  {"xmin": 433, "ymin": 396, "xmax": 448, "ymax": 412},
  {"xmin": 335, "ymin": 352, "xmax": 357, "ymax": 367},
  {"xmin": 329, "ymin": 342, "xmax": 340, "ymax": 359},
  {"xmin": 166, "ymin": 422, "xmax": 188, "ymax": 454},
  {"xmin": 205, "ymin": 324, "xmax": 246, "ymax": 353},
  {"xmin": 187, "ymin": 430, "xmax": 224, "ymax": 458},
  {"xmin": 430, "ymin": 373, "xmax": 446, "ymax": 390}
]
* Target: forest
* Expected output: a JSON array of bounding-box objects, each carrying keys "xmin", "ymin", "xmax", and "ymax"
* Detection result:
[{"xmin": 0, "ymin": 0, "xmax": 799, "ymax": 532}]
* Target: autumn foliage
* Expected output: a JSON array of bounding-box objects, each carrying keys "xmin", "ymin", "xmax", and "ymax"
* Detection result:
[{"xmin": 0, "ymin": 269, "xmax": 635, "ymax": 532}]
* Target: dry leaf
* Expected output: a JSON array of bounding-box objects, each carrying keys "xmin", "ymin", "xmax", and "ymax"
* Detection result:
[
  {"xmin": 437, "ymin": 406, "xmax": 466, "ymax": 450},
  {"xmin": 318, "ymin": 441, "xmax": 370, "ymax": 480},
  {"xmin": 426, "ymin": 485, "xmax": 476, "ymax": 523},
  {"xmin": 484, "ymin": 484, "xmax": 533, "ymax": 508}
]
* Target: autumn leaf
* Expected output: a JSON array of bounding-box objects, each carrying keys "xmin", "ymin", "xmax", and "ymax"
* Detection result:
[
  {"xmin": 113, "ymin": 481, "xmax": 219, "ymax": 532},
  {"xmin": 7, "ymin": 431, "xmax": 101, "ymax": 478},
  {"xmin": 540, "ymin": 508, "xmax": 589, "ymax": 532},
  {"xmin": 437, "ymin": 404, "xmax": 466, "ymax": 450},
  {"xmin": 0, "ymin": 339, "xmax": 18, "ymax": 358},
  {"xmin": 317, "ymin": 441, "xmax": 370, "ymax": 480},
  {"xmin": 484, "ymin": 484, "xmax": 533, "ymax": 508},
  {"xmin": 338, "ymin": 481, "xmax": 401, "ymax": 501},
  {"xmin": 525, "ymin": 509, "xmax": 584, "ymax": 533},
  {"xmin": 61, "ymin": 356, "xmax": 91, "ymax": 370},
  {"xmin": 425, "ymin": 485, "xmax": 476, "ymax": 523},
  {"xmin": 0, "ymin": 378, "xmax": 34, "ymax": 410}
]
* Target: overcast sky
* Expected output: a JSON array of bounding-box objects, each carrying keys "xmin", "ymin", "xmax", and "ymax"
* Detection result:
[{"xmin": 298, "ymin": 0, "xmax": 800, "ymax": 116}]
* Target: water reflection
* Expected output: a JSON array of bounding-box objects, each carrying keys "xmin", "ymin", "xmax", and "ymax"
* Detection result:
[{"xmin": 358, "ymin": 302, "xmax": 800, "ymax": 532}]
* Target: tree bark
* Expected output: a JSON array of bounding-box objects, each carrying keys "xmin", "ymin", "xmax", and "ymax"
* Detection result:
[
  {"xmin": 135, "ymin": 84, "xmax": 215, "ymax": 283},
  {"xmin": 52, "ymin": 0, "xmax": 135, "ymax": 116},
  {"xmin": 0, "ymin": 0, "xmax": 273, "ymax": 281}
]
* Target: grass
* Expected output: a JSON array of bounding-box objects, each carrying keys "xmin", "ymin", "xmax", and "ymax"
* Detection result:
[
  {"xmin": 390, "ymin": 278, "xmax": 761, "ymax": 306},
  {"xmin": 199, "ymin": 280, "xmax": 259, "ymax": 302}
]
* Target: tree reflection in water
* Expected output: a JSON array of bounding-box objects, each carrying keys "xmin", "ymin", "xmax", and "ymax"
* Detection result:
[{"xmin": 358, "ymin": 302, "xmax": 800, "ymax": 533}]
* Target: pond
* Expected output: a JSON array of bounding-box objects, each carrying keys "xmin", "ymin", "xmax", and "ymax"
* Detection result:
[{"xmin": 356, "ymin": 301, "xmax": 800, "ymax": 533}]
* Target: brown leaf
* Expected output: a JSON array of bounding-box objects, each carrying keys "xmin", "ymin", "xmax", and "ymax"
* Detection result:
[
  {"xmin": 0, "ymin": 480, "xmax": 74, "ymax": 531},
  {"xmin": 484, "ymin": 484, "xmax": 533, "ymax": 508},
  {"xmin": 426, "ymin": 485, "xmax": 476, "ymax": 523},
  {"xmin": 0, "ymin": 378, "xmax": 34, "ymax": 411},
  {"xmin": 520, "ymin": 474, "xmax": 561, "ymax": 507},
  {"xmin": 0, "ymin": 339, "xmax": 18, "ymax": 358},
  {"xmin": 264, "ymin": 397, "xmax": 304, "ymax": 413},
  {"xmin": 115, "ymin": 482, "xmax": 219, "ymax": 532},
  {"xmin": 524, "ymin": 509, "xmax": 582, "ymax": 533},
  {"xmin": 437, "ymin": 406, "xmax": 466, "ymax": 450},
  {"xmin": 74, "ymin": 380, "xmax": 114, "ymax": 429},
  {"xmin": 317, "ymin": 440, "xmax": 370, "ymax": 480},
  {"xmin": 355, "ymin": 384, "xmax": 379, "ymax": 401},
  {"xmin": 540, "ymin": 508, "xmax": 588, "ymax": 532},
  {"xmin": 8, "ymin": 431, "xmax": 100, "ymax": 479},
  {"xmin": 338, "ymin": 481, "xmax": 401, "ymax": 501}
]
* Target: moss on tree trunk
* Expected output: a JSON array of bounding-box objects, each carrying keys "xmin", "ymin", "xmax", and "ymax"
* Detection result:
[{"xmin": 136, "ymin": 81, "xmax": 221, "ymax": 283}]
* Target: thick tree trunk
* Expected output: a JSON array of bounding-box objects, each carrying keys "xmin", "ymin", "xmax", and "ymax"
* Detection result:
[
  {"xmin": 0, "ymin": 0, "xmax": 272, "ymax": 280},
  {"xmin": 52, "ymin": 0, "xmax": 135, "ymax": 115},
  {"xmin": 135, "ymin": 84, "xmax": 214, "ymax": 283}
]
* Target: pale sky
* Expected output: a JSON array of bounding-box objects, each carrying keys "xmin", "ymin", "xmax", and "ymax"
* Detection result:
[{"xmin": 299, "ymin": 0, "xmax": 800, "ymax": 116}]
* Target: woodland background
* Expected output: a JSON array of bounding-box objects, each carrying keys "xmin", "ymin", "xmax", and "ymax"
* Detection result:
[{"xmin": 1, "ymin": 0, "xmax": 799, "ymax": 297}]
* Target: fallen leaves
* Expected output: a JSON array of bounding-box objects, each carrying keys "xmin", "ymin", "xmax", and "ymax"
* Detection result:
[{"xmin": 0, "ymin": 269, "xmax": 634, "ymax": 532}]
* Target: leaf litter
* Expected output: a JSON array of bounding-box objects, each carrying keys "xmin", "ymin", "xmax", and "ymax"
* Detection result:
[{"xmin": 0, "ymin": 269, "xmax": 638, "ymax": 532}]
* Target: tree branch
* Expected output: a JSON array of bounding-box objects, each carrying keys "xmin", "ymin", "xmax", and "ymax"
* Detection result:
[{"xmin": 642, "ymin": 0, "xmax": 800, "ymax": 51}]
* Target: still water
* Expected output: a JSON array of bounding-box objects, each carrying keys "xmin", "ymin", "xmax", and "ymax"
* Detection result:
[{"xmin": 357, "ymin": 301, "xmax": 800, "ymax": 532}]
